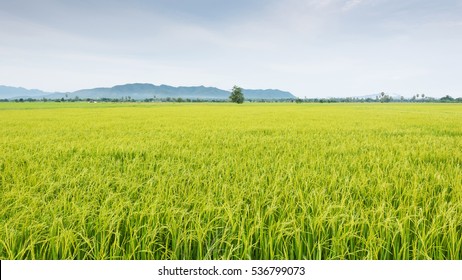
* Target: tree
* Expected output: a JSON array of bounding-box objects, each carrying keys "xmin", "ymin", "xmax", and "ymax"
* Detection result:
[
  {"xmin": 440, "ymin": 95, "xmax": 454, "ymax": 102},
  {"xmin": 379, "ymin": 92, "xmax": 392, "ymax": 103},
  {"xmin": 229, "ymin": 85, "xmax": 244, "ymax": 104}
]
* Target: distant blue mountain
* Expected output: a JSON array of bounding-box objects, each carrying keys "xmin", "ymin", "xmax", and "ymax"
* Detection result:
[
  {"xmin": 243, "ymin": 89, "xmax": 294, "ymax": 99},
  {"xmin": 0, "ymin": 83, "xmax": 296, "ymax": 100},
  {"xmin": 0, "ymin": 85, "xmax": 49, "ymax": 99}
]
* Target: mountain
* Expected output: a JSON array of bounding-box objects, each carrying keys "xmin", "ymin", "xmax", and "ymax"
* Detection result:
[
  {"xmin": 69, "ymin": 84, "xmax": 231, "ymax": 100},
  {"xmin": 0, "ymin": 83, "xmax": 296, "ymax": 100},
  {"xmin": 0, "ymin": 85, "xmax": 50, "ymax": 99},
  {"xmin": 243, "ymin": 89, "xmax": 294, "ymax": 99}
]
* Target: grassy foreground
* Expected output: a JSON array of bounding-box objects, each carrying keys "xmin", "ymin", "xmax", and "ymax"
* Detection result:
[{"xmin": 1, "ymin": 102, "xmax": 461, "ymax": 259}]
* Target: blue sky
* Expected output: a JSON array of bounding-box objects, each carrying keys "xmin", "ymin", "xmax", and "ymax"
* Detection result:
[{"xmin": 1, "ymin": 0, "xmax": 461, "ymax": 97}]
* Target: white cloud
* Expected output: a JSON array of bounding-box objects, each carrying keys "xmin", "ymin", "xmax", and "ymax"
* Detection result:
[
  {"xmin": 1, "ymin": 0, "xmax": 462, "ymax": 97},
  {"xmin": 342, "ymin": 0, "xmax": 364, "ymax": 12}
]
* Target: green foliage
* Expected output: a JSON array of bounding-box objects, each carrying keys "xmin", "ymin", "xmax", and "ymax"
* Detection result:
[
  {"xmin": 379, "ymin": 92, "xmax": 393, "ymax": 103},
  {"xmin": 1, "ymin": 103, "xmax": 462, "ymax": 260},
  {"xmin": 440, "ymin": 95, "xmax": 454, "ymax": 102},
  {"xmin": 229, "ymin": 86, "xmax": 244, "ymax": 104}
]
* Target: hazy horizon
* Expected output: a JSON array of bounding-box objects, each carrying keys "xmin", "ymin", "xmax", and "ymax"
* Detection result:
[{"xmin": 1, "ymin": 0, "xmax": 461, "ymax": 98}]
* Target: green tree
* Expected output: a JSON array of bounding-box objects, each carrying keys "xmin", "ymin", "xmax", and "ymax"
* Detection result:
[
  {"xmin": 229, "ymin": 86, "xmax": 244, "ymax": 104},
  {"xmin": 440, "ymin": 95, "xmax": 454, "ymax": 102},
  {"xmin": 379, "ymin": 92, "xmax": 392, "ymax": 103}
]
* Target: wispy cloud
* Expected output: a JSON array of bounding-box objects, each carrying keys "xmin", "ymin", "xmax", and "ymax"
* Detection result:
[
  {"xmin": 342, "ymin": 0, "xmax": 364, "ymax": 12},
  {"xmin": 1, "ymin": 0, "xmax": 462, "ymax": 97}
]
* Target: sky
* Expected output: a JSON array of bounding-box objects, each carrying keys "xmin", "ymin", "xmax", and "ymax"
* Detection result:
[{"xmin": 1, "ymin": 0, "xmax": 461, "ymax": 98}]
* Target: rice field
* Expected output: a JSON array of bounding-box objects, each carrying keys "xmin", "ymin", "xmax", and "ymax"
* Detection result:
[{"xmin": 0, "ymin": 102, "xmax": 461, "ymax": 260}]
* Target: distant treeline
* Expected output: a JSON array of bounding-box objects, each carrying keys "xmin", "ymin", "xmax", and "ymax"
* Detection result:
[
  {"xmin": 1, "ymin": 94, "xmax": 462, "ymax": 103},
  {"xmin": 294, "ymin": 94, "xmax": 462, "ymax": 103}
]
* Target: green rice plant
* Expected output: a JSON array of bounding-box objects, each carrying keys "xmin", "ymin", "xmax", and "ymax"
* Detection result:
[{"xmin": 0, "ymin": 102, "xmax": 461, "ymax": 259}]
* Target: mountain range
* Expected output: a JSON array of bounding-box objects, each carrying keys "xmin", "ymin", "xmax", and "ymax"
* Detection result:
[{"xmin": 0, "ymin": 84, "xmax": 296, "ymax": 100}]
